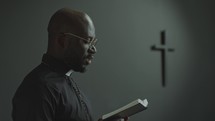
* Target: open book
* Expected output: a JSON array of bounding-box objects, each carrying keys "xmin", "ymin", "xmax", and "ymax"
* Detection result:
[{"xmin": 102, "ymin": 99, "xmax": 148, "ymax": 121}]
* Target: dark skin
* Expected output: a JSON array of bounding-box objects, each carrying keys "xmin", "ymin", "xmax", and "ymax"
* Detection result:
[
  {"xmin": 47, "ymin": 8, "xmax": 96, "ymax": 73},
  {"xmin": 47, "ymin": 8, "xmax": 128, "ymax": 121}
]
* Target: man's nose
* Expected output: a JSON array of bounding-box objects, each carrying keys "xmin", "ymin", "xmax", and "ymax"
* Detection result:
[{"xmin": 88, "ymin": 45, "xmax": 97, "ymax": 54}]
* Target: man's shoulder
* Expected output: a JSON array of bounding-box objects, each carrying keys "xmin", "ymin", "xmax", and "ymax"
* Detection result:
[{"xmin": 22, "ymin": 64, "xmax": 67, "ymax": 93}]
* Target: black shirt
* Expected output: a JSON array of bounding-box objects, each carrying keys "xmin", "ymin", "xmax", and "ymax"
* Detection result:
[{"xmin": 12, "ymin": 54, "xmax": 93, "ymax": 121}]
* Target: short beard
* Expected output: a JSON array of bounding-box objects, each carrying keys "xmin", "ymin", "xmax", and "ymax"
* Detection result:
[
  {"xmin": 63, "ymin": 49, "xmax": 87, "ymax": 73},
  {"xmin": 64, "ymin": 57, "xmax": 87, "ymax": 73}
]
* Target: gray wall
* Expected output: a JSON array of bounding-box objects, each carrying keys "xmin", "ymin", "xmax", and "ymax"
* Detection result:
[{"xmin": 1, "ymin": 0, "xmax": 215, "ymax": 121}]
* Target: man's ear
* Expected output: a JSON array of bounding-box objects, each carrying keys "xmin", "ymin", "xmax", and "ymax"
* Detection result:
[{"xmin": 57, "ymin": 36, "xmax": 67, "ymax": 49}]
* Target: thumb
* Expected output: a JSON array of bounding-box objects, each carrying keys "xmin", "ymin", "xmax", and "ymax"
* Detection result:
[
  {"xmin": 124, "ymin": 116, "xmax": 129, "ymax": 121},
  {"xmin": 98, "ymin": 118, "xmax": 103, "ymax": 121}
]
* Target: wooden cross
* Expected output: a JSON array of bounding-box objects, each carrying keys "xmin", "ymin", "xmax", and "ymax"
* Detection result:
[{"xmin": 151, "ymin": 30, "xmax": 174, "ymax": 87}]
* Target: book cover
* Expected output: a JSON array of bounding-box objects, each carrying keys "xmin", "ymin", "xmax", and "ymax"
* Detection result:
[{"xmin": 102, "ymin": 99, "xmax": 148, "ymax": 121}]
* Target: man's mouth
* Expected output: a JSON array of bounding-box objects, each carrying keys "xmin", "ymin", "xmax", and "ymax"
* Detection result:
[
  {"xmin": 84, "ymin": 55, "xmax": 94, "ymax": 65},
  {"xmin": 85, "ymin": 58, "xmax": 92, "ymax": 65}
]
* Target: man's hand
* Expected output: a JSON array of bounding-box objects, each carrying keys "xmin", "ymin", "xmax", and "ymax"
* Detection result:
[{"xmin": 98, "ymin": 117, "xmax": 129, "ymax": 121}]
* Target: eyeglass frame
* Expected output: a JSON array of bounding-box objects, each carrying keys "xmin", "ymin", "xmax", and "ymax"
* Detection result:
[{"xmin": 61, "ymin": 32, "xmax": 98, "ymax": 47}]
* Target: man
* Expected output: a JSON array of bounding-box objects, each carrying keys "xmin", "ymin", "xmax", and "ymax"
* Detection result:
[{"xmin": 12, "ymin": 8, "xmax": 128, "ymax": 121}]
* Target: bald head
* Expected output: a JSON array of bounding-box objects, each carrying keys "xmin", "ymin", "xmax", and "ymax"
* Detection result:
[
  {"xmin": 47, "ymin": 8, "xmax": 95, "ymax": 54},
  {"xmin": 46, "ymin": 8, "xmax": 97, "ymax": 72},
  {"xmin": 48, "ymin": 8, "xmax": 95, "ymax": 35}
]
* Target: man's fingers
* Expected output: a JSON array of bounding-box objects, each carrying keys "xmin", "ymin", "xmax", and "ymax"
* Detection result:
[
  {"xmin": 124, "ymin": 116, "xmax": 129, "ymax": 121},
  {"xmin": 98, "ymin": 118, "xmax": 102, "ymax": 121}
]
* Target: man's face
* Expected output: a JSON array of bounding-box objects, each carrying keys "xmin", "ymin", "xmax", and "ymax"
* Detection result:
[{"xmin": 63, "ymin": 21, "xmax": 97, "ymax": 73}]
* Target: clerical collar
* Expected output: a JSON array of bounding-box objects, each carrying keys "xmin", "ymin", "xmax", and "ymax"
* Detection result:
[
  {"xmin": 65, "ymin": 69, "xmax": 73, "ymax": 76},
  {"xmin": 42, "ymin": 54, "xmax": 72, "ymax": 75}
]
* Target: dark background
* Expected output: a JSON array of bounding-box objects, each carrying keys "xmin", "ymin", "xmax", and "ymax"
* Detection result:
[{"xmin": 1, "ymin": 0, "xmax": 215, "ymax": 121}]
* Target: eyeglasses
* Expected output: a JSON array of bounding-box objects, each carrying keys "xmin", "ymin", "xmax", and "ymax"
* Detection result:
[{"xmin": 62, "ymin": 33, "xmax": 98, "ymax": 47}]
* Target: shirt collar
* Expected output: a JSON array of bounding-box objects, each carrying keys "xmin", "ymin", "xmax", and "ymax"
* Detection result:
[
  {"xmin": 65, "ymin": 69, "xmax": 73, "ymax": 76},
  {"xmin": 42, "ymin": 53, "xmax": 72, "ymax": 75}
]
